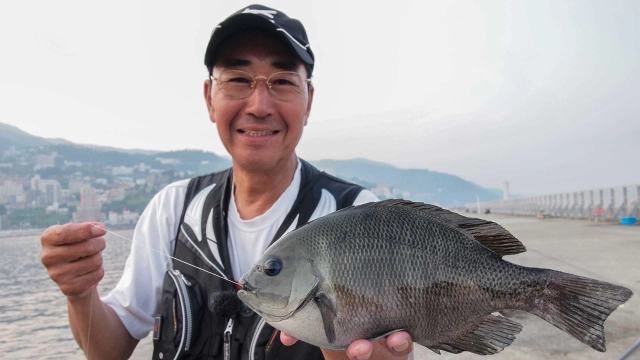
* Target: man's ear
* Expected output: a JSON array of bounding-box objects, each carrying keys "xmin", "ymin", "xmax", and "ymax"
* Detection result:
[
  {"xmin": 204, "ymin": 79, "xmax": 216, "ymax": 123},
  {"xmin": 304, "ymin": 85, "xmax": 314, "ymax": 126}
]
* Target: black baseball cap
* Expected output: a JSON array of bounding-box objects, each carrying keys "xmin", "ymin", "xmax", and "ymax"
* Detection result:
[{"xmin": 204, "ymin": 4, "xmax": 315, "ymax": 73}]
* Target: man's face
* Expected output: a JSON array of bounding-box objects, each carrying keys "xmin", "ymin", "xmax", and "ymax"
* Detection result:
[{"xmin": 204, "ymin": 32, "xmax": 314, "ymax": 172}]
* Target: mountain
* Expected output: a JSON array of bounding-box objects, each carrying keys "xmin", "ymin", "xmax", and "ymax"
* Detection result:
[
  {"xmin": 0, "ymin": 122, "xmax": 231, "ymax": 174},
  {"xmin": 48, "ymin": 144, "xmax": 231, "ymax": 173},
  {"xmin": 0, "ymin": 123, "xmax": 72, "ymax": 149},
  {"xmin": 311, "ymin": 158, "xmax": 501, "ymax": 207},
  {"xmin": 0, "ymin": 123, "xmax": 157, "ymax": 154},
  {"xmin": 0, "ymin": 122, "xmax": 501, "ymax": 207}
]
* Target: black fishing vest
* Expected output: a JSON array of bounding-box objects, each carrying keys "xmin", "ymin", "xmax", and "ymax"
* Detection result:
[{"xmin": 152, "ymin": 159, "xmax": 365, "ymax": 360}]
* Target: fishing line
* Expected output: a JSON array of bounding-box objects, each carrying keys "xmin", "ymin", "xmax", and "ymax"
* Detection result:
[
  {"xmin": 86, "ymin": 290, "xmax": 94, "ymax": 360},
  {"xmin": 83, "ymin": 224, "xmax": 242, "ymax": 357},
  {"xmin": 89, "ymin": 224, "xmax": 243, "ymax": 288}
]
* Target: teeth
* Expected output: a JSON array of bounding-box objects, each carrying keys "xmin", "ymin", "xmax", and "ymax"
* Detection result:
[{"xmin": 243, "ymin": 130, "xmax": 275, "ymax": 136}]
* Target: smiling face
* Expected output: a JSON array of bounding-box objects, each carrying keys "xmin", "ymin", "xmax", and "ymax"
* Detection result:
[{"xmin": 204, "ymin": 31, "xmax": 314, "ymax": 172}]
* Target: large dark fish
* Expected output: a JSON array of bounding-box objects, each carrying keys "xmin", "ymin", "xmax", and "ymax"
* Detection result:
[{"xmin": 237, "ymin": 200, "xmax": 633, "ymax": 355}]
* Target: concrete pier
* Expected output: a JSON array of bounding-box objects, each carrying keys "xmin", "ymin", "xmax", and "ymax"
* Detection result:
[{"xmin": 467, "ymin": 184, "xmax": 640, "ymax": 221}]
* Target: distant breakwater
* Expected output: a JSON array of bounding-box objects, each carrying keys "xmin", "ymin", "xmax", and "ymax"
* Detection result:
[{"xmin": 466, "ymin": 184, "xmax": 640, "ymax": 221}]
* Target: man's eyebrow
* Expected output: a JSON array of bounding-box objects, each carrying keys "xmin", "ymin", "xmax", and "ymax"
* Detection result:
[
  {"xmin": 219, "ymin": 58, "xmax": 251, "ymax": 68},
  {"xmin": 272, "ymin": 61, "xmax": 300, "ymax": 72},
  {"xmin": 218, "ymin": 58, "xmax": 301, "ymax": 72}
]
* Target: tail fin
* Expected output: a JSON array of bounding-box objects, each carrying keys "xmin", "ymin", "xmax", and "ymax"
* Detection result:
[{"xmin": 531, "ymin": 271, "xmax": 633, "ymax": 352}]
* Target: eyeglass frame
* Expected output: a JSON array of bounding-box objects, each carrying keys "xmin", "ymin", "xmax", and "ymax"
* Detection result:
[{"xmin": 210, "ymin": 69, "xmax": 312, "ymax": 101}]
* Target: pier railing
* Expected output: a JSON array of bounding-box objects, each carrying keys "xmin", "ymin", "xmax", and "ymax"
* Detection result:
[{"xmin": 465, "ymin": 184, "xmax": 640, "ymax": 220}]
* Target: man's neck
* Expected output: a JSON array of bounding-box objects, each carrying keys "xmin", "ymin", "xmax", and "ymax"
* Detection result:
[{"xmin": 232, "ymin": 156, "xmax": 299, "ymax": 220}]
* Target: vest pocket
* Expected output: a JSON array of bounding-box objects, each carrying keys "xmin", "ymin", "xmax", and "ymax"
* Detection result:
[{"xmin": 153, "ymin": 269, "xmax": 204, "ymax": 360}]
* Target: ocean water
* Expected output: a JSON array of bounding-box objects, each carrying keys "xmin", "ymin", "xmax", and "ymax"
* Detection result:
[{"xmin": 0, "ymin": 230, "xmax": 153, "ymax": 359}]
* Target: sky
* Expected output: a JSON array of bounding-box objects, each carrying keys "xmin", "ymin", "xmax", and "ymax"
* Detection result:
[{"xmin": 0, "ymin": 0, "xmax": 639, "ymax": 196}]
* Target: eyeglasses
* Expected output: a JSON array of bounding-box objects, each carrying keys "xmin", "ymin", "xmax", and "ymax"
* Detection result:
[{"xmin": 211, "ymin": 70, "xmax": 311, "ymax": 102}]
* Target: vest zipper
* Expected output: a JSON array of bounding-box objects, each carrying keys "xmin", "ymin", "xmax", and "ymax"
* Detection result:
[
  {"xmin": 249, "ymin": 318, "xmax": 267, "ymax": 360},
  {"xmin": 224, "ymin": 318, "xmax": 234, "ymax": 360},
  {"xmin": 169, "ymin": 269, "xmax": 193, "ymax": 358}
]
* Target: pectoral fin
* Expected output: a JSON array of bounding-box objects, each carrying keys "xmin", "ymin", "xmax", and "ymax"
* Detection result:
[
  {"xmin": 368, "ymin": 328, "xmax": 405, "ymax": 343},
  {"xmin": 314, "ymin": 292, "xmax": 336, "ymax": 344}
]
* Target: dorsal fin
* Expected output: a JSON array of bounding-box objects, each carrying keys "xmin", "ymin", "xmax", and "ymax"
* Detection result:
[{"xmin": 370, "ymin": 199, "xmax": 527, "ymax": 256}]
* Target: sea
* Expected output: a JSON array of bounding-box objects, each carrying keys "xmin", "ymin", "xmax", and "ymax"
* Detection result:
[{"xmin": 0, "ymin": 230, "xmax": 153, "ymax": 360}]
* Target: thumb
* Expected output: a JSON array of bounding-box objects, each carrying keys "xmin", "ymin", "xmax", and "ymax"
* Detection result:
[{"xmin": 280, "ymin": 332, "xmax": 298, "ymax": 346}]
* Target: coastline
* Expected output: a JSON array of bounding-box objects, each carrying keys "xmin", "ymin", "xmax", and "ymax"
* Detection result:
[
  {"xmin": 0, "ymin": 228, "xmax": 46, "ymax": 239},
  {"xmin": 0, "ymin": 225, "xmax": 136, "ymax": 239}
]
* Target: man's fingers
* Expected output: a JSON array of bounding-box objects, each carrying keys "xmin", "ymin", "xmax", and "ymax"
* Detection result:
[
  {"xmin": 42, "ymin": 222, "xmax": 106, "ymax": 246},
  {"xmin": 41, "ymin": 236, "xmax": 106, "ymax": 267},
  {"xmin": 48, "ymin": 250, "xmax": 104, "ymax": 282},
  {"xmin": 58, "ymin": 265, "xmax": 105, "ymax": 298},
  {"xmin": 385, "ymin": 331, "xmax": 413, "ymax": 357},
  {"xmin": 279, "ymin": 332, "xmax": 298, "ymax": 346},
  {"xmin": 346, "ymin": 339, "xmax": 373, "ymax": 360},
  {"xmin": 344, "ymin": 333, "xmax": 412, "ymax": 360},
  {"xmin": 40, "ymin": 222, "xmax": 108, "ymax": 299}
]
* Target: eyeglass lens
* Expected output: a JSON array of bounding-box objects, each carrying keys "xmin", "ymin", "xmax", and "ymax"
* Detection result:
[{"xmin": 216, "ymin": 70, "xmax": 307, "ymax": 101}]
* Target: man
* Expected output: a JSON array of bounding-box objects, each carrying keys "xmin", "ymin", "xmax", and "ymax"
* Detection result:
[{"xmin": 41, "ymin": 5, "xmax": 413, "ymax": 360}]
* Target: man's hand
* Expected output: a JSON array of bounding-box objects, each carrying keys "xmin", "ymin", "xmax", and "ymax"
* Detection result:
[
  {"xmin": 281, "ymin": 331, "xmax": 413, "ymax": 360},
  {"xmin": 41, "ymin": 222, "xmax": 140, "ymax": 359},
  {"xmin": 41, "ymin": 222, "xmax": 107, "ymax": 299}
]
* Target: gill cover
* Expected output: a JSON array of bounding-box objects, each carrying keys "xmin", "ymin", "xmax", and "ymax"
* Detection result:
[{"xmin": 240, "ymin": 255, "xmax": 320, "ymax": 322}]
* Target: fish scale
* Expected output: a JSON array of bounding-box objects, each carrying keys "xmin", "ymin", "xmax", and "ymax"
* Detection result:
[{"xmin": 238, "ymin": 199, "xmax": 633, "ymax": 355}]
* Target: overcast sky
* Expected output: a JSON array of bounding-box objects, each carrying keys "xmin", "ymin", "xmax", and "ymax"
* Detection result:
[{"xmin": 1, "ymin": 0, "xmax": 638, "ymax": 196}]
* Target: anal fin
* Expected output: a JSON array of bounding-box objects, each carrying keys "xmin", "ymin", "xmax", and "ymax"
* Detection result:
[
  {"xmin": 427, "ymin": 344, "xmax": 462, "ymax": 354},
  {"xmin": 430, "ymin": 313, "xmax": 523, "ymax": 355}
]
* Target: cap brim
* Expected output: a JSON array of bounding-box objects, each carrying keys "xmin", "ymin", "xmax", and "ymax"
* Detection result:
[{"xmin": 204, "ymin": 14, "xmax": 314, "ymax": 68}]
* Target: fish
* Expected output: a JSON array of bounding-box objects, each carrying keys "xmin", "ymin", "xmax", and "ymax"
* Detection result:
[{"xmin": 237, "ymin": 199, "xmax": 634, "ymax": 355}]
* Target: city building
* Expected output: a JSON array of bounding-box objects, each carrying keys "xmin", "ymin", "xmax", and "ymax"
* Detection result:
[
  {"xmin": 0, "ymin": 180, "xmax": 24, "ymax": 205},
  {"xmin": 111, "ymin": 166, "xmax": 134, "ymax": 176},
  {"xmin": 107, "ymin": 209, "xmax": 140, "ymax": 227},
  {"xmin": 72, "ymin": 185, "xmax": 105, "ymax": 223},
  {"xmin": 68, "ymin": 179, "xmax": 85, "ymax": 194},
  {"xmin": 33, "ymin": 153, "xmax": 56, "ymax": 170},
  {"xmin": 30, "ymin": 175, "xmax": 62, "ymax": 206},
  {"xmin": 108, "ymin": 185, "xmax": 128, "ymax": 202}
]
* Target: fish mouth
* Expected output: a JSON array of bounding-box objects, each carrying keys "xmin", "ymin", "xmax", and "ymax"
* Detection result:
[{"xmin": 239, "ymin": 279, "xmax": 257, "ymax": 294}]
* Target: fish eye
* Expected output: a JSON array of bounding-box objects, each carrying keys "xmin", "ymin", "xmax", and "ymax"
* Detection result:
[{"xmin": 263, "ymin": 259, "xmax": 282, "ymax": 277}]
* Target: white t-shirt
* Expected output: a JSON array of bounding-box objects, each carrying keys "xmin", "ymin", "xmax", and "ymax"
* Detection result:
[
  {"xmin": 102, "ymin": 161, "xmax": 378, "ymax": 340},
  {"xmin": 227, "ymin": 160, "xmax": 301, "ymax": 281}
]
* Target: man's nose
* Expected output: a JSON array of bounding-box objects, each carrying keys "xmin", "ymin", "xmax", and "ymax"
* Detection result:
[{"xmin": 244, "ymin": 80, "xmax": 274, "ymax": 118}]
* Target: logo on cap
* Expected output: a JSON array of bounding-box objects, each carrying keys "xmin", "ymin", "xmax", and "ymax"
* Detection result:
[{"xmin": 242, "ymin": 8, "xmax": 277, "ymax": 19}]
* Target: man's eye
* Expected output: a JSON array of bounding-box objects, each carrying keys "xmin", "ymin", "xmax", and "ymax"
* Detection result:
[
  {"xmin": 271, "ymin": 79, "xmax": 295, "ymax": 86},
  {"xmin": 227, "ymin": 77, "xmax": 252, "ymax": 84}
]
